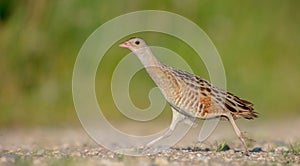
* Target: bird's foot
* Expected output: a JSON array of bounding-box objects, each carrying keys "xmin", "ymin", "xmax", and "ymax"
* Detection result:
[
  {"xmin": 240, "ymin": 131, "xmax": 256, "ymax": 155},
  {"xmin": 140, "ymin": 146, "xmax": 165, "ymax": 155}
]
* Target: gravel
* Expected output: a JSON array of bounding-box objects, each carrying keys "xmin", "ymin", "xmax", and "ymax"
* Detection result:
[
  {"xmin": 0, "ymin": 120, "xmax": 300, "ymax": 166},
  {"xmin": 0, "ymin": 143, "xmax": 299, "ymax": 166}
]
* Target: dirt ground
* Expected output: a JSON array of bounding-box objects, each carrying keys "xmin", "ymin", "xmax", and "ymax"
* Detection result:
[{"xmin": 0, "ymin": 118, "xmax": 299, "ymax": 166}]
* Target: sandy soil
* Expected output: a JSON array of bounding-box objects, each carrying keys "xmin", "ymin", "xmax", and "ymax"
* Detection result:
[{"xmin": 0, "ymin": 118, "xmax": 299, "ymax": 165}]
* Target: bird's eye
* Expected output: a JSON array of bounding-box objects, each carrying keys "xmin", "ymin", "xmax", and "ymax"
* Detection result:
[{"xmin": 135, "ymin": 41, "xmax": 140, "ymax": 45}]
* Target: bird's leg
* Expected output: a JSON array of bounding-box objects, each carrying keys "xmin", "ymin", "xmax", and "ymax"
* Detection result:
[
  {"xmin": 146, "ymin": 107, "xmax": 186, "ymax": 147},
  {"xmin": 145, "ymin": 128, "xmax": 173, "ymax": 148},
  {"xmin": 226, "ymin": 113, "xmax": 249, "ymax": 154}
]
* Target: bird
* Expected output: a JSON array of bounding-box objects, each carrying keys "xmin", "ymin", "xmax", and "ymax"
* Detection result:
[{"xmin": 119, "ymin": 37, "xmax": 258, "ymax": 153}]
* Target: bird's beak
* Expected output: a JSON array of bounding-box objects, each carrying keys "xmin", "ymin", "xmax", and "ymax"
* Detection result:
[{"xmin": 119, "ymin": 41, "xmax": 130, "ymax": 48}]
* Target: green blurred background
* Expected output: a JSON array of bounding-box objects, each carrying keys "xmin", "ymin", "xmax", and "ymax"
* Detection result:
[{"xmin": 0, "ymin": 0, "xmax": 299, "ymax": 128}]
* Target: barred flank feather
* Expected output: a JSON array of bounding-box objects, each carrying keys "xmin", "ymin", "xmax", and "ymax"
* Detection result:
[{"xmin": 225, "ymin": 92, "xmax": 258, "ymax": 119}]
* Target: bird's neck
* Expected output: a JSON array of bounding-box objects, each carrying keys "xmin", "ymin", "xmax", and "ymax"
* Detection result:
[{"xmin": 134, "ymin": 47, "xmax": 161, "ymax": 69}]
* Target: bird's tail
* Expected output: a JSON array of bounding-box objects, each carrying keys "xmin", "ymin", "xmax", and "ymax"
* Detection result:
[{"xmin": 224, "ymin": 92, "xmax": 258, "ymax": 119}]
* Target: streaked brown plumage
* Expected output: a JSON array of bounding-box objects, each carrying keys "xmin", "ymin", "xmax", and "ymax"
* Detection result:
[
  {"xmin": 119, "ymin": 37, "xmax": 258, "ymax": 153},
  {"xmin": 150, "ymin": 64, "xmax": 258, "ymax": 120}
]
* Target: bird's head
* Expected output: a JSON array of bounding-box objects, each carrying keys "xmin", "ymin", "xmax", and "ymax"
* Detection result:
[{"xmin": 119, "ymin": 37, "xmax": 148, "ymax": 53}]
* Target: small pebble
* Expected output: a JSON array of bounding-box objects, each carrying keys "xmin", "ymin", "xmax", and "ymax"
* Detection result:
[
  {"xmin": 275, "ymin": 146, "xmax": 289, "ymax": 152},
  {"xmin": 170, "ymin": 147, "xmax": 180, "ymax": 150},
  {"xmin": 192, "ymin": 147, "xmax": 201, "ymax": 151},
  {"xmin": 204, "ymin": 148, "xmax": 210, "ymax": 152},
  {"xmin": 250, "ymin": 147, "xmax": 263, "ymax": 152},
  {"xmin": 36, "ymin": 149, "xmax": 45, "ymax": 156},
  {"xmin": 197, "ymin": 155, "xmax": 208, "ymax": 161},
  {"xmin": 234, "ymin": 149, "xmax": 241, "ymax": 153}
]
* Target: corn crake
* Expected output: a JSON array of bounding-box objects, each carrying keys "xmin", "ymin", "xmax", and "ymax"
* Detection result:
[{"xmin": 119, "ymin": 37, "xmax": 258, "ymax": 153}]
